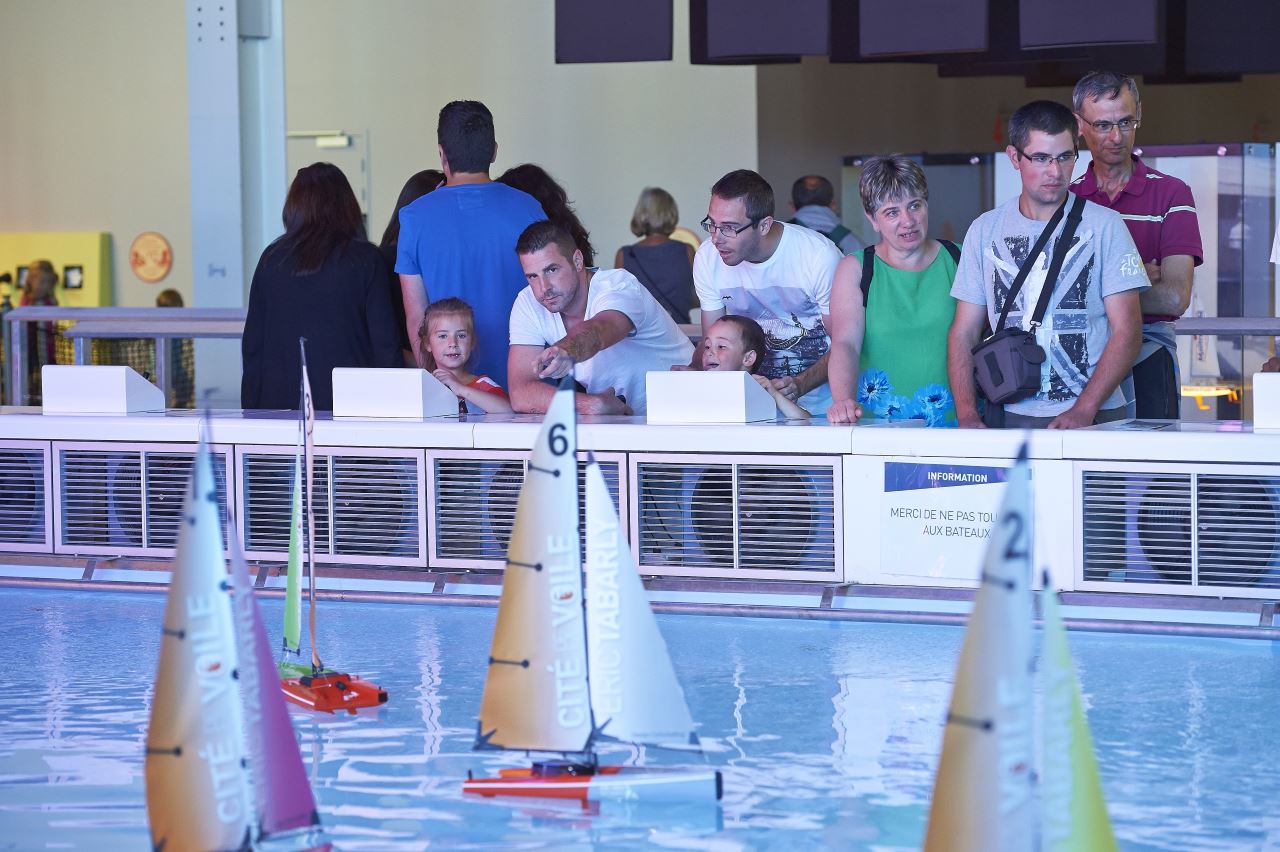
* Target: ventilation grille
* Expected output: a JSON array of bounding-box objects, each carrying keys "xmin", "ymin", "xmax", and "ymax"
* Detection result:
[
  {"xmin": 59, "ymin": 448, "xmax": 228, "ymax": 552},
  {"xmin": 636, "ymin": 460, "xmax": 838, "ymax": 574},
  {"xmin": 242, "ymin": 454, "xmax": 330, "ymax": 554},
  {"xmin": 145, "ymin": 453, "xmax": 229, "ymax": 549},
  {"xmin": 433, "ymin": 457, "xmax": 620, "ymax": 562},
  {"xmin": 331, "ymin": 456, "xmax": 419, "ymax": 558},
  {"xmin": 638, "ymin": 463, "xmax": 734, "ymax": 569},
  {"xmin": 241, "ymin": 452, "xmax": 420, "ymax": 561},
  {"xmin": 0, "ymin": 448, "xmax": 46, "ymax": 545},
  {"xmin": 1083, "ymin": 472, "xmax": 1193, "ymax": 584},
  {"xmin": 1082, "ymin": 470, "xmax": 1280, "ymax": 589},
  {"xmin": 1197, "ymin": 475, "xmax": 1280, "ymax": 588}
]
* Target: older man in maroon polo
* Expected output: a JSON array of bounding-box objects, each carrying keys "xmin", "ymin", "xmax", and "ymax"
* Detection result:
[{"xmin": 1070, "ymin": 71, "xmax": 1203, "ymax": 420}]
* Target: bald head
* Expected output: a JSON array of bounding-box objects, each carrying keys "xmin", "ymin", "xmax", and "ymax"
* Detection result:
[{"xmin": 791, "ymin": 175, "xmax": 835, "ymax": 210}]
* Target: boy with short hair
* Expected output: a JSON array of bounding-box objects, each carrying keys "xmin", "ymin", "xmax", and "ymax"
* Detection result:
[{"xmin": 701, "ymin": 315, "xmax": 810, "ymax": 419}]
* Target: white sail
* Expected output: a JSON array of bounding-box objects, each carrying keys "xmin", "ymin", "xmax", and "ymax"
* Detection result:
[
  {"xmin": 145, "ymin": 441, "xmax": 252, "ymax": 850},
  {"xmin": 585, "ymin": 457, "xmax": 698, "ymax": 747},
  {"xmin": 476, "ymin": 379, "xmax": 591, "ymax": 752},
  {"xmin": 924, "ymin": 445, "xmax": 1036, "ymax": 852}
]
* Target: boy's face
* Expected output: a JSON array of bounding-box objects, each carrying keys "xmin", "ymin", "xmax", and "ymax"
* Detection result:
[{"xmin": 701, "ymin": 321, "xmax": 756, "ymax": 372}]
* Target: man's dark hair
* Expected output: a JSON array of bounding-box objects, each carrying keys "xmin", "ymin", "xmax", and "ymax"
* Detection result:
[
  {"xmin": 711, "ymin": 169, "xmax": 775, "ymax": 222},
  {"xmin": 717, "ymin": 315, "xmax": 768, "ymax": 375},
  {"xmin": 1008, "ymin": 100, "xmax": 1078, "ymax": 152},
  {"xmin": 515, "ymin": 220, "xmax": 578, "ymax": 261},
  {"xmin": 437, "ymin": 100, "xmax": 496, "ymax": 174},
  {"xmin": 791, "ymin": 175, "xmax": 834, "ymax": 210}
]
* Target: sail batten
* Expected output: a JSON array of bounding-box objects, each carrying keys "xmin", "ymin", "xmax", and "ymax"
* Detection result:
[{"xmin": 475, "ymin": 379, "xmax": 592, "ymax": 753}]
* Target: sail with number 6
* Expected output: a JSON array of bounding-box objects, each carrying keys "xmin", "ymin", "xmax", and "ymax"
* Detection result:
[{"xmin": 468, "ymin": 377, "xmax": 713, "ymax": 802}]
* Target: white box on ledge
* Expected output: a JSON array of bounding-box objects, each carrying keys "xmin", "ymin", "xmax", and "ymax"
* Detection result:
[
  {"xmin": 646, "ymin": 370, "xmax": 776, "ymax": 423},
  {"xmin": 41, "ymin": 365, "xmax": 165, "ymax": 414},
  {"xmin": 332, "ymin": 368, "xmax": 459, "ymax": 418},
  {"xmin": 1254, "ymin": 372, "xmax": 1280, "ymax": 429}
]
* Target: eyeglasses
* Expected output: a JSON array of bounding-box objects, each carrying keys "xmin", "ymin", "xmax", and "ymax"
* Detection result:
[
  {"xmin": 1080, "ymin": 117, "xmax": 1140, "ymax": 135},
  {"xmin": 701, "ymin": 216, "xmax": 759, "ymax": 238},
  {"xmin": 1016, "ymin": 149, "xmax": 1079, "ymax": 167}
]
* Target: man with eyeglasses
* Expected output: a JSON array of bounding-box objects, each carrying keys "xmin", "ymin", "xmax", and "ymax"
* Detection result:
[
  {"xmin": 947, "ymin": 100, "xmax": 1148, "ymax": 429},
  {"xmin": 1069, "ymin": 72, "xmax": 1203, "ymax": 420},
  {"xmin": 692, "ymin": 169, "xmax": 841, "ymax": 415}
]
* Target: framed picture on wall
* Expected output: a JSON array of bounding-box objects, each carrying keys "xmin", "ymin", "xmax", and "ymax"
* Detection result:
[
  {"xmin": 15, "ymin": 266, "xmax": 28, "ymax": 291},
  {"xmin": 63, "ymin": 265, "xmax": 84, "ymax": 289}
]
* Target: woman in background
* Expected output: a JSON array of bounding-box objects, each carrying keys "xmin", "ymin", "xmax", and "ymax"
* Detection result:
[
  {"xmin": 241, "ymin": 162, "xmax": 400, "ymax": 410},
  {"xmin": 20, "ymin": 260, "xmax": 59, "ymax": 403},
  {"xmin": 379, "ymin": 169, "xmax": 444, "ymax": 364},
  {"xmin": 614, "ymin": 187, "xmax": 695, "ymax": 324},
  {"xmin": 497, "ymin": 163, "xmax": 596, "ymax": 266}
]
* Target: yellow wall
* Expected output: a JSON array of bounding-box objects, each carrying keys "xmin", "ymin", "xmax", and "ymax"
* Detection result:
[{"xmin": 0, "ymin": 233, "xmax": 112, "ymax": 307}]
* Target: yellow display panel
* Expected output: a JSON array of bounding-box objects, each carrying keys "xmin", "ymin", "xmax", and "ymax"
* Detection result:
[{"xmin": 0, "ymin": 232, "xmax": 112, "ymax": 307}]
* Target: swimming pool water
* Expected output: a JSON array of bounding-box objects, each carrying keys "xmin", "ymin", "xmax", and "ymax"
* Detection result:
[{"xmin": 0, "ymin": 588, "xmax": 1278, "ymax": 850}]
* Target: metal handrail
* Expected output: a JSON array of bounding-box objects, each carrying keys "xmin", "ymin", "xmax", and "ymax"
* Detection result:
[{"xmin": 5, "ymin": 307, "xmax": 247, "ymax": 405}]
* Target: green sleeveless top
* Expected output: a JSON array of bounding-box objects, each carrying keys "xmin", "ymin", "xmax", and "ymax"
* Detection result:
[{"xmin": 856, "ymin": 246, "xmax": 959, "ymax": 426}]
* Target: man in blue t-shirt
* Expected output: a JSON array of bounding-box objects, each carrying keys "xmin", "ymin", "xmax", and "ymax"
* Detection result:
[{"xmin": 397, "ymin": 100, "xmax": 544, "ymax": 386}]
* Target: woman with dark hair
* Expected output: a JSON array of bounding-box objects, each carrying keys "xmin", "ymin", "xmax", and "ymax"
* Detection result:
[
  {"xmin": 379, "ymin": 169, "xmax": 444, "ymax": 364},
  {"xmin": 496, "ymin": 163, "xmax": 596, "ymax": 266},
  {"xmin": 241, "ymin": 162, "xmax": 400, "ymax": 410}
]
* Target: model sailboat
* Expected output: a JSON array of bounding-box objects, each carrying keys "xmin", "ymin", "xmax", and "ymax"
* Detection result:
[
  {"xmin": 923, "ymin": 443, "xmax": 1116, "ymax": 851},
  {"xmin": 279, "ymin": 339, "xmax": 388, "ymax": 713},
  {"xmin": 463, "ymin": 376, "xmax": 721, "ymax": 802},
  {"xmin": 145, "ymin": 438, "xmax": 320, "ymax": 849}
]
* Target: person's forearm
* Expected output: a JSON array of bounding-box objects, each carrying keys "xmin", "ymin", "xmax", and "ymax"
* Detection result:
[
  {"xmin": 794, "ymin": 350, "xmax": 831, "ymax": 396},
  {"xmin": 400, "ymin": 277, "xmax": 428, "ymax": 365},
  {"xmin": 1075, "ymin": 329, "xmax": 1142, "ymax": 415},
  {"xmin": 456, "ymin": 384, "xmax": 512, "ymax": 414},
  {"xmin": 1138, "ymin": 281, "xmax": 1190, "ymax": 316},
  {"xmin": 509, "ymin": 378, "xmax": 556, "ymax": 415},
  {"xmin": 947, "ymin": 336, "xmax": 980, "ymax": 421},
  {"xmin": 827, "ymin": 342, "xmax": 860, "ymax": 403}
]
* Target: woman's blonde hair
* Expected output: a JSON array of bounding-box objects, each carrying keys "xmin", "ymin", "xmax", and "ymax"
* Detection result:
[
  {"xmin": 417, "ymin": 297, "xmax": 477, "ymax": 371},
  {"xmin": 629, "ymin": 187, "xmax": 679, "ymax": 237}
]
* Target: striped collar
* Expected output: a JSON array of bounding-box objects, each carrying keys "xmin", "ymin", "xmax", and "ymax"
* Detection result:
[{"xmin": 1071, "ymin": 154, "xmax": 1149, "ymax": 200}]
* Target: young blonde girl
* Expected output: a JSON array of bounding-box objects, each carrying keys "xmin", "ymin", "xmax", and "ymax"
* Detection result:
[{"xmin": 419, "ymin": 298, "xmax": 512, "ymax": 414}]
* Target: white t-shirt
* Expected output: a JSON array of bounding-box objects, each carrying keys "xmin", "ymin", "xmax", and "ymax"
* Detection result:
[
  {"xmin": 509, "ymin": 267, "xmax": 694, "ymax": 415},
  {"xmin": 694, "ymin": 223, "xmax": 840, "ymax": 414}
]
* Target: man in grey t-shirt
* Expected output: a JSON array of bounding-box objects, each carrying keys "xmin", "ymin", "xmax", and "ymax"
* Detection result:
[{"xmin": 947, "ymin": 100, "xmax": 1147, "ymax": 429}]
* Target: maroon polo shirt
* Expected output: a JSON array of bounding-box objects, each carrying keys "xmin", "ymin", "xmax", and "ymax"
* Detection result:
[{"xmin": 1070, "ymin": 155, "xmax": 1203, "ymax": 323}]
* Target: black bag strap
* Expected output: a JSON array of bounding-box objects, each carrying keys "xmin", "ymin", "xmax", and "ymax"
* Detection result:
[
  {"xmin": 859, "ymin": 239, "xmax": 962, "ymax": 308},
  {"xmin": 623, "ymin": 246, "xmax": 685, "ymax": 320},
  {"xmin": 1026, "ymin": 194, "xmax": 1085, "ymax": 330},
  {"xmin": 993, "ymin": 195, "xmax": 1082, "ymax": 333},
  {"xmin": 826, "ymin": 224, "xmax": 852, "ymax": 246}
]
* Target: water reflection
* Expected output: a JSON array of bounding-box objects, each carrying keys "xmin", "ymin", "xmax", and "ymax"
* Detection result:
[{"xmin": 0, "ymin": 591, "xmax": 1278, "ymax": 850}]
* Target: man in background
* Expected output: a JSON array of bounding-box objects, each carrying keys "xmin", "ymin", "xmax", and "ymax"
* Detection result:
[
  {"xmin": 396, "ymin": 100, "xmax": 544, "ymax": 386},
  {"xmin": 789, "ymin": 174, "xmax": 864, "ymax": 256},
  {"xmin": 1070, "ymin": 72, "xmax": 1203, "ymax": 419}
]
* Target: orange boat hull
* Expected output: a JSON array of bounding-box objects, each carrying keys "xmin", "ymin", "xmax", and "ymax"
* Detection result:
[
  {"xmin": 281, "ymin": 672, "xmax": 387, "ymax": 714},
  {"xmin": 463, "ymin": 765, "xmax": 722, "ymax": 803}
]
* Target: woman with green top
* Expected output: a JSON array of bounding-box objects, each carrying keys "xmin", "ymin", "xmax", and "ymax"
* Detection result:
[{"xmin": 827, "ymin": 155, "xmax": 959, "ymax": 426}]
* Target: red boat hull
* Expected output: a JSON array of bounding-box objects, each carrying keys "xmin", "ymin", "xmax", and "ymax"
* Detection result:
[
  {"xmin": 281, "ymin": 671, "xmax": 387, "ymax": 714},
  {"xmin": 463, "ymin": 766, "xmax": 722, "ymax": 803}
]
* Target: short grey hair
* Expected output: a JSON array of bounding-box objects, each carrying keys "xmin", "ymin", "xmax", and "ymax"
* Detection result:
[
  {"xmin": 858, "ymin": 155, "xmax": 929, "ymax": 215},
  {"xmin": 1072, "ymin": 71, "xmax": 1140, "ymax": 113}
]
